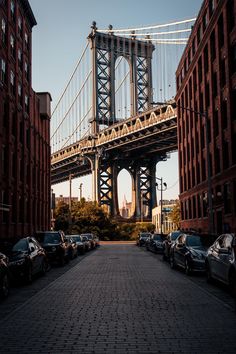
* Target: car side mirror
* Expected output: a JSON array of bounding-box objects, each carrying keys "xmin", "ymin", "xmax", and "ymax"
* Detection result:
[
  {"xmin": 30, "ymin": 246, "xmax": 35, "ymax": 253},
  {"xmin": 178, "ymin": 243, "xmax": 184, "ymax": 248}
]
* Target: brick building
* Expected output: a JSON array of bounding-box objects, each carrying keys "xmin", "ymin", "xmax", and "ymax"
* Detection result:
[
  {"xmin": 176, "ymin": 0, "xmax": 236, "ymax": 233},
  {"xmin": 0, "ymin": 0, "xmax": 51, "ymax": 239}
]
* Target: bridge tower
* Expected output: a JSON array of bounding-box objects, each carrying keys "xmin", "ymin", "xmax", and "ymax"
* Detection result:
[{"xmin": 87, "ymin": 23, "xmax": 161, "ymax": 221}]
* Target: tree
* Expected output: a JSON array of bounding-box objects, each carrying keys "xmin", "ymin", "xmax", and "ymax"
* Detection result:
[{"xmin": 169, "ymin": 201, "xmax": 181, "ymax": 229}]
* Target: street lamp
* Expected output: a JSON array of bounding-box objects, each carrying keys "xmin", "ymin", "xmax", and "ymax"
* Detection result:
[
  {"xmin": 79, "ymin": 183, "xmax": 83, "ymax": 200},
  {"xmin": 152, "ymin": 101, "xmax": 213, "ymax": 234},
  {"xmin": 155, "ymin": 177, "xmax": 167, "ymax": 234}
]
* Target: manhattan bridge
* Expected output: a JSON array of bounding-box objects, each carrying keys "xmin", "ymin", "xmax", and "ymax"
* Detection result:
[{"xmin": 51, "ymin": 18, "xmax": 195, "ymax": 221}]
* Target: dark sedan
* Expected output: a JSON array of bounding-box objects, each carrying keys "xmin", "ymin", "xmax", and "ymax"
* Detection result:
[
  {"xmin": 35, "ymin": 231, "xmax": 70, "ymax": 266},
  {"xmin": 205, "ymin": 233, "xmax": 236, "ymax": 294},
  {"xmin": 70, "ymin": 235, "xmax": 86, "ymax": 254},
  {"xmin": 163, "ymin": 230, "xmax": 182, "ymax": 261},
  {"xmin": 136, "ymin": 232, "xmax": 152, "ymax": 247},
  {"xmin": 146, "ymin": 233, "xmax": 166, "ymax": 253},
  {"xmin": 65, "ymin": 236, "xmax": 78, "ymax": 259},
  {"xmin": 7, "ymin": 237, "xmax": 48, "ymax": 283},
  {"xmin": 169, "ymin": 233, "xmax": 215, "ymax": 275},
  {"xmin": 0, "ymin": 252, "xmax": 10, "ymax": 299}
]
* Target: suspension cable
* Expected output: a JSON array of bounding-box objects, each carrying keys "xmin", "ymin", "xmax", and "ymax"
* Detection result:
[
  {"xmin": 97, "ymin": 18, "xmax": 196, "ymax": 33},
  {"xmin": 51, "ymin": 42, "xmax": 89, "ymax": 117},
  {"xmin": 51, "ymin": 69, "xmax": 92, "ymax": 140},
  {"xmin": 105, "ymin": 28, "xmax": 192, "ymax": 37}
]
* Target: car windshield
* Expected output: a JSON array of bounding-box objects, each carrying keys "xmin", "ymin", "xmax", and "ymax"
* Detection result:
[
  {"xmin": 153, "ymin": 234, "xmax": 162, "ymax": 241},
  {"xmin": 171, "ymin": 231, "xmax": 182, "ymax": 241},
  {"xmin": 140, "ymin": 233, "xmax": 150, "ymax": 238},
  {"xmin": 40, "ymin": 233, "xmax": 61, "ymax": 244},
  {"xmin": 186, "ymin": 234, "xmax": 215, "ymax": 247},
  {"xmin": 71, "ymin": 236, "xmax": 82, "ymax": 242},
  {"xmin": 12, "ymin": 239, "xmax": 28, "ymax": 252}
]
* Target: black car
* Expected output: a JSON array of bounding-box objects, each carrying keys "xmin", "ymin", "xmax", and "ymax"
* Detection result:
[
  {"xmin": 65, "ymin": 236, "xmax": 78, "ymax": 259},
  {"xmin": 7, "ymin": 237, "xmax": 48, "ymax": 284},
  {"xmin": 0, "ymin": 252, "xmax": 10, "ymax": 299},
  {"xmin": 70, "ymin": 235, "xmax": 86, "ymax": 254},
  {"xmin": 146, "ymin": 233, "xmax": 166, "ymax": 253},
  {"xmin": 163, "ymin": 230, "xmax": 182, "ymax": 261},
  {"xmin": 81, "ymin": 233, "xmax": 96, "ymax": 249},
  {"xmin": 35, "ymin": 231, "xmax": 70, "ymax": 266},
  {"xmin": 136, "ymin": 232, "xmax": 152, "ymax": 247},
  {"xmin": 205, "ymin": 233, "xmax": 236, "ymax": 294},
  {"xmin": 169, "ymin": 232, "xmax": 215, "ymax": 275},
  {"xmin": 80, "ymin": 235, "xmax": 91, "ymax": 252}
]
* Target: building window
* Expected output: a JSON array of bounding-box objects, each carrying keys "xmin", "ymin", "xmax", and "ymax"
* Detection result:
[
  {"xmin": 1, "ymin": 58, "xmax": 6, "ymax": 83},
  {"xmin": 231, "ymin": 44, "xmax": 236, "ymax": 74},
  {"xmin": 10, "ymin": 70, "xmax": 15, "ymax": 95},
  {"xmin": 210, "ymin": 31, "xmax": 216, "ymax": 61},
  {"xmin": 18, "ymin": 48, "xmax": 23, "ymax": 70},
  {"xmin": 209, "ymin": 0, "xmax": 215, "ymax": 17},
  {"xmin": 25, "ymin": 61, "xmax": 29, "ymax": 81},
  {"xmin": 227, "ymin": 0, "xmax": 235, "ymax": 32},
  {"xmin": 218, "ymin": 14, "xmax": 224, "ymax": 48},
  {"xmin": 222, "ymin": 140, "xmax": 229, "ymax": 170},
  {"xmin": 10, "ymin": 34, "xmax": 15, "ymax": 58},
  {"xmin": 10, "ymin": 0, "xmax": 15, "ymax": 22},
  {"xmin": 203, "ymin": 12, "xmax": 208, "ymax": 32},
  {"xmin": 18, "ymin": 83, "xmax": 22, "ymax": 103},
  {"xmin": 1, "ymin": 18, "xmax": 6, "ymax": 45},
  {"xmin": 224, "ymin": 183, "xmax": 231, "ymax": 214},
  {"xmin": 222, "ymin": 99, "xmax": 228, "ymax": 129},
  {"xmin": 25, "ymin": 94, "xmax": 29, "ymax": 113},
  {"xmin": 25, "ymin": 32, "xmax": 29, "ymax": 50},
  {"xmin": 18, "ymin": 17, "xmax": 23, "ymax": 37},
  {"xmin": 215, "ymin": 147, "xmax": 221, "ymax": 174}
]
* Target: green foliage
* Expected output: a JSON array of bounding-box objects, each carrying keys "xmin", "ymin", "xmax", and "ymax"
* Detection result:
[
  {"xmin": 169, "ymin": 201, "xmax": 181, "ymax": 229},
  {"xmin": 54, "ymin": 199, "xmax": 155, "ymax": 240}
]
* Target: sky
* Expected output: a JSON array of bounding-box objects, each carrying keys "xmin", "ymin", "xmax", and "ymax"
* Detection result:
[{"xmin": 29, "ymin": 0, "xmax": 203, "ymax": 205}]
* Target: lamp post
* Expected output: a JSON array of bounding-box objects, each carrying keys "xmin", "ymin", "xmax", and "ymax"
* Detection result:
[
  {"xmin": 152, "ymin": 101, "xmax": 213, "ymax": 234},
  {"xmin": 155, "ymin": 177, "xmax": 167, "ymax": 234},
  {"xmin": 79, "ymin": 183, "xmax": 83, "ymax": 200}
]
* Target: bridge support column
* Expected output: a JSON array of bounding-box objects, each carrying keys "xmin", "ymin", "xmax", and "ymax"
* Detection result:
[
  {"xmin": 132, "ymin": 161, "xmax": 157, "ymax": 222},
  {"xmin": 97, "ymin": 159, "xmax": 119, "ymax": 217}
]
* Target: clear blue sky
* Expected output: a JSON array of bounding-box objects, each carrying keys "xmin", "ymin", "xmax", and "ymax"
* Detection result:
[{"xmin": 29, "ymin": 0, "xmax": 203, "ymax": 205}]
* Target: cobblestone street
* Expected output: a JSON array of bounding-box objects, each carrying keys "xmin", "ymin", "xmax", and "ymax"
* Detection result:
[{"xmin": 0, "ymin": 244, "xmax": 236, "ymax": 354}]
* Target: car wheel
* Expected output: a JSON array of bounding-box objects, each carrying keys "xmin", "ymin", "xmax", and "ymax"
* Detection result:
[
  {"xmin": 0, "ymin": 273, "xmax": 10, "ymax": 299},
  {"xmin": 185, "ymin": 259, "xmax": 192, "ymax": 276},
  {"xmin": 206, "ymin": 261, "xmax": 213, "ymax": 283},
  {"xmin": 229, "ymin": 271, "xmax": 236, "ymax": 297},
  {"xmin": 170, "ymin": 255, "xmax": 176, "ymax": 269}
]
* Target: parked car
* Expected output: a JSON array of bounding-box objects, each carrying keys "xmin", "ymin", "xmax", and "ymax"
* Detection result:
[
  {"xmin": 81, "ymin": 233, "xmax": 96, "ymax": 249},
  {"xmin": 146, "ymin": 233, "xmax": 166, "ymax": 253},
  {"xmin": 94, "ymin": 235, "xmax": 100, "ymax": 247},
  {"xmin": 169, "ymin": 232, "xmax": 215, "ymax": 275},
  {"xmin": 163, "ymin": 230, "xmax": 182, "ymax": 261},
  {"xmin": 70, "ymin": 235, "xmax": 86, "ymax": 254},
  {"xmin": 35, "ymin": 231, "xmax": 70, "ymax": 266},
  {"xmin": 6, "ymin": 237, "xmax": 48, "ymax": 283},
  {"xmin": 205, "ymin": 233, "xmax": 236, "ymax": 294},
  {"xmin": 81, "ymin": 235, "xmax": 91, "ymax": 252},
  {"xmin": 65, "ymin": 236, "xmax": 78, "ymax": 259},
  {"xmin": 0, "ymin": 252, "xmax": 10, "ymax": 299},
  {"xmin": 136, "ymin": 232, "xmax": 152, "ymax": 247}
]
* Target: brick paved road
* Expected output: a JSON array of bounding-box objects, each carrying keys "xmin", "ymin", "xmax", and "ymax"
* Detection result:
[{"xmin": 0, "ymin": 244, "xmax": 236, "ymax": 354}]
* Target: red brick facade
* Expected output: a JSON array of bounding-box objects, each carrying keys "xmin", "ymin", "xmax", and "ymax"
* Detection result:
[
  {"xmin": 176, "ymin": 0, "xmax": 236, "ymax": 234},
  {"xmin": 0, "ymin": 0, "xmax": 51, "ymax": 239}
]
